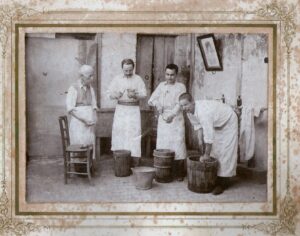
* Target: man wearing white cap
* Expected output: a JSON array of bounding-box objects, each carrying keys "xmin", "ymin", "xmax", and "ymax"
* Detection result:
[{"xmin": 66, "ymin": 64, "xmax": 98, "ymax": 160}]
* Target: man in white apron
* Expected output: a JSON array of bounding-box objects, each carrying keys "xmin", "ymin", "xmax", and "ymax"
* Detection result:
[
  {"xmin": 107, "ymin": 59, "xmax": 147, "ymax": 167},
  {"xmin": 148, "ymin": 64, "xmax": 187, "ymax": 181},
  {"xmin": 66, "ymin": 64, "xmax": 98, "ymax": 160},
  {"xmin": 179, "ymin": 93, "xmax": 238, "ymax": 195}
]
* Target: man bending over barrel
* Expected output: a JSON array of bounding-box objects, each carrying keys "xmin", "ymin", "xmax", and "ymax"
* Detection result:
[{"xmin": 179, "ymin": 93, "xmax": 238, "ymax": 195}]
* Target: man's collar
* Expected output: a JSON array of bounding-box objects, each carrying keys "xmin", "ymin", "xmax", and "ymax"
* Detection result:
[
  {"xmin": 123, "ymin": 74, "xmax": 134, "ymax": 79},
  {"xmin": 78, "ymin": 80, "xmax": 89, "ymax": 90},
  {"xmin": 164, "ymin": 81, "xmax": 176, "ymax": 85}
]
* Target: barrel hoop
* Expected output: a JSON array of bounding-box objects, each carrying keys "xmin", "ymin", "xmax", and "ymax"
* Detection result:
[
  {"xmin": 153, "ymin": 165, "xmax": 172, "ymax": 169},
  {"xmin": 153, "ymin": 149, "xmax": 175, "ymax": 157}
]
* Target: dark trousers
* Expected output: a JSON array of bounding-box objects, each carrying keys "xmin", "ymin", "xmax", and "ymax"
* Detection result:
[
  {"xmin": 172, "ymin": 159, "xmax": 185, "ymax": 179},
  {"xmin": 131, "ymin": 156, "xmax": 140, "ymax": 167},
  {"xmin": 216, "ymin": 176, "xmax": 230, "ymax": 188}
]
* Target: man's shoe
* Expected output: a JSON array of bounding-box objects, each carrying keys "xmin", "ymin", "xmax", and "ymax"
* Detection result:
[
  {"xmin": 212, "ymin": 185, "xmax": 224, "ymax": 195},
  {"xmin": 176, "ymin": 177, "xmax": 184, "ymax": 182}
]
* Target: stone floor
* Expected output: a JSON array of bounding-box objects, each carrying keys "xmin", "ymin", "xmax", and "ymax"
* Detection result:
[{"xmin": 26, "ymin": 155, "xmax": 267, "ymax": 203}]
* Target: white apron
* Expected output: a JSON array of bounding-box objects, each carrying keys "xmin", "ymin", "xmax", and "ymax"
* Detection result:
[
  {"xmin": 111, "ymin": 104, "xmax": 141, "ymax": 157},
  {"xmin": 69, "ymin": 106, "xmax": 97, "ymax": 159},
  {"xmin": 156, "ymin": 110, "xmax": 186, "ymax": 160},
  {"xmin": 211, "ymin": 113, "xmax": 238, "ymax": 177}
]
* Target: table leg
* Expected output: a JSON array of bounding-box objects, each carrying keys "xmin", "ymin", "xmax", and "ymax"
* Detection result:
[
  {"xmin": 146, "ymin": 135, "xmax": 151, "ymax": 158},
  {"xmin": 96, "ymin": 137, "xmax": 101, "ymax": 160}
]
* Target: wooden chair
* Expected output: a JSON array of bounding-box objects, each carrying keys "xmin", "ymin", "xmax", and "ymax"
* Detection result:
[{"xmin": 58, "ymin": 116, "xmax": 94, "ymax": 185}]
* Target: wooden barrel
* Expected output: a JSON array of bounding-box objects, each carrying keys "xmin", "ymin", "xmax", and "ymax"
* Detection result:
[
  {"xmin": 187, "ymin": 155, "xmax": 218, "ymax": 193},
  {"xmin": 153, "ymin": 149, "xmax": 175, "ymax": 183},
  {"xmin": 113, "ymin": 150, "xmax": 131, "ymax": 177}
]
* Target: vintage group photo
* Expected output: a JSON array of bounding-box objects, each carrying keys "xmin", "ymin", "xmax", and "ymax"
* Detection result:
[{"xmin": 25, "ymin": 31, "xmax": 270, "ymax": 203}]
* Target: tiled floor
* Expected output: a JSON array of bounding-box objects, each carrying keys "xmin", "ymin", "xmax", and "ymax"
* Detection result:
[{"xmin": 26, "ymin": 155, "xmax": 267, "ymax": 203}]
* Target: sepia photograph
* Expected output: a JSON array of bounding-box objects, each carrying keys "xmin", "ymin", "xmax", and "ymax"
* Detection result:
[
  {"xmin": 1, "ymin": 0, "xmax": 298, "ymax": 234},
  {"xmin": 24, "ymin": 31, "xmax": 270, "ymax": 204},
  {"xmin": 1, "ymin": 0, "xmax": 299, "ymax": 234}
]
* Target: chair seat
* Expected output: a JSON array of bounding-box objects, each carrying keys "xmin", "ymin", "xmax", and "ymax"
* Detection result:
[
  {"xmin": 59, "ymin": 115, "xmax": 94, "ymax": 185},
  {"xmin": 66, "ymin": 144, "xmax": 92, "ymax": 152}
]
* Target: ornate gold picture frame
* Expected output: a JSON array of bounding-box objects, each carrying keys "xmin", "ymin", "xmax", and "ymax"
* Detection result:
[{"xmin": 0, "ymin": 0, "xmax": 299, "ymax": 235}]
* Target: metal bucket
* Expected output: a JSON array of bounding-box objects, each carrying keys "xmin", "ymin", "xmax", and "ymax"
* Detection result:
[
  {"xmin": 131, "ymin": 166, "xmax": 156, "ymax": 190},
  {"xmin": 153, "ymin": 149, "xmax": 175, "ymax": 183},
  {"xmin": 113, "ymin": 150, "xmax": 131, "ymax": 177},
  {"xmin": 187, "ymin": 155, "xmax": 218, "ymax": 193}
]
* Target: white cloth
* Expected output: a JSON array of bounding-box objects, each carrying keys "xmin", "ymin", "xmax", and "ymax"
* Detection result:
[
  {"xmin": 148, "ymin": 82, "xmax": 187, "ymax": 160},
  {"xmin": 188, "ymin": 100, "xmax": 238, "ymax": 177},
  {"xmin": 111, "ymin": 104, "xmax": 141, "ymax": 157},
  {"xmin": 66, "ymin": 84, "xmax": 97, "ymax": 159},
  {"xmin": 239, "ymin": 106, "xmax": 261, "ymax": 161},
  {"xmin": 107, "ymin": 74, "xmax": 147, "ymax": 158}
]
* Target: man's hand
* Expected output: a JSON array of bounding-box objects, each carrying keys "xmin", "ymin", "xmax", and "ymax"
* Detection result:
[
  {"xmin": 156, "ymin": 105, "xmax": 163, "ymax": 114},
  {"xmin": 200, "ymin": 153, "xmax": 210, "ymax": 162},
  {"xmin": 117, "ymin": 91, "xmax": 124, "ymax": 98},
  {"xmin": 127, "ymin": 89, "xmax": 137, "ymax": 99},
  {"xmin": 162, "ymin": 114, "xmax": 175, "ymax": 123},
  {"xmin": 111, "ymin": 91, "xmax": 123, "ymax": 99},
  {"xmin": 164, "ymin": 114, "xmax": 174, "ymax": 123},
  {"xmin": 200, "ymin": 143, "xmax": 212, "ymax": 162},
  {"xmin": 84, "ymin": 120, "xmax": 95, "ymax": 126}
]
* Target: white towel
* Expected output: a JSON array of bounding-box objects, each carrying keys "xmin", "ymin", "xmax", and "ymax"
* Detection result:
[{"xmin": 239, "ymin": 106, "xmax": 261, "ymax": 161}]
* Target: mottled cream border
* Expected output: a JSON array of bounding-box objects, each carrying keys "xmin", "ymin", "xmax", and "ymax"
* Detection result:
[{"xmin": 0, "ymin": 1, "xmax": 298, "ymax": 235}]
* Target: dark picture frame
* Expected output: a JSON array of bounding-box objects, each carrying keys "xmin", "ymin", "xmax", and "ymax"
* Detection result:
[{"xmin": 197, "ymin": 34, "xmax": 223, "ymax": 71}]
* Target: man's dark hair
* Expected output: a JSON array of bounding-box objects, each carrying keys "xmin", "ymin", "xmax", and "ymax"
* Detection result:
[
  {"xmin": 165, "ymin": 63, "xmax": 178, "ymax": 74},
  {"xmin": 121, "ymin": 58, "xmax": 135, "ymax": 68},
  {"xmin": 179, "ymin": 92, "xmax": 193, "ymax": 102}
]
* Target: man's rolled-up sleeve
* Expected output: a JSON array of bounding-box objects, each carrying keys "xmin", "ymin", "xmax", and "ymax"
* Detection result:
[
  {"xmin": 170, "ymin": 83, "xmax": 186, "ymax": 116},
  {"xmin": 148, "ymin": 83, "xmax": 161, "ymax": 107},
  {"xmin": 187, "ymin": 113, "xmax": 202, "ymax": 131},
  {"xmin": 201, "ymin": 118, "xmax": 214, "ymax": 144}
]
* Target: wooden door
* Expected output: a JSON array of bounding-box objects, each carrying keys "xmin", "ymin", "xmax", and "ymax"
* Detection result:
[
  {"xmin": 136, "ymin": 35, "xmax": 176, "ymax": 109},
  {"xmin": 136, "ymin": 36, "xmax": 154, "ymax": 110},
  {"xmin": 136, "ymin": 35, "xmax": 176, "ymax": 156},
  {"xmin": 152, "ymin": 36, "xmax": 175, "ymax": 89}
]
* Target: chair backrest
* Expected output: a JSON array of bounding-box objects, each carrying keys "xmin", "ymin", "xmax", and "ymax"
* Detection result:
[{"xmin": 58, "ymin": 116, "xmax": 70, "ymax": 154}]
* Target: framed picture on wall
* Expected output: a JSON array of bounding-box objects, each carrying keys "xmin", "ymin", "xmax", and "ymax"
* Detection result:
[{"xmin": 197, "ymin": 34, "xmax": 223, "ymax": 71}]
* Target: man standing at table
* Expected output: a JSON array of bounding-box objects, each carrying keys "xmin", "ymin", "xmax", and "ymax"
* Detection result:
[
  {"xmin": 107, "ymin": 59, "xmax": 147, "ymax": 167},
  {"xmin": 179, "ymin": 93, "xmax": 238, "ymax": 195}
]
